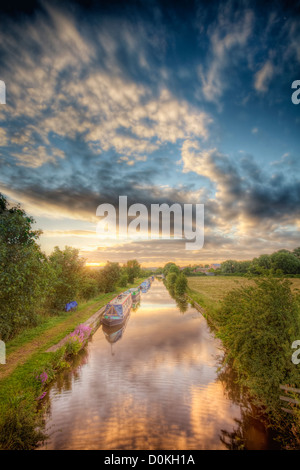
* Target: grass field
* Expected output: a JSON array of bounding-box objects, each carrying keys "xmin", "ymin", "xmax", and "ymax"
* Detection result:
[{"xmin": 187, "ymin": 276, "xmax": 300, "ymax": 313}]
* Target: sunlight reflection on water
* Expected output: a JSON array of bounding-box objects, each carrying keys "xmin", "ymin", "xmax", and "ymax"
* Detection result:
[{"xmin": 38, "ymin": 280, "xmax": 276, "ymax": 450}]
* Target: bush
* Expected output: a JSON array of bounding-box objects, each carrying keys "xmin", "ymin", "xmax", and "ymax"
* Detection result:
[
  {"xmin": 48, "ymin": 246, "xmax": 85, "ymax": 313},
  {"xmin": 175, "ymin": 273, "xmax": 188, "ymax": 297},
  {"xmin": 216, "ymin": 277, "xmax": 300, "ymax": 418}
]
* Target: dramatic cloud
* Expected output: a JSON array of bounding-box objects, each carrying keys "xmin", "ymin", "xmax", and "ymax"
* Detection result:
[{"xmin": 0, "ymin": 1, "xmax": 299, "ymax": 264}]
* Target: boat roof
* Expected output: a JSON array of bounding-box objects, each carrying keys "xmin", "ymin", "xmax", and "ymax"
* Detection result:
[{"xmin": 110, "ymin": 292, "xmax": 131, "ymax": 305}]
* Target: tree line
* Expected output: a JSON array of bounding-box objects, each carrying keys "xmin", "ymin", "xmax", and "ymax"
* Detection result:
[
  {"xmin": 155, "ymin": 248, "xmax": 300, "ymax": 277},
  {"xmin": 220, "ymin": 249, "xmax": 300, "ymax": 276},
  {"xmin": 0, "ymin": 194, "xmax": 142, "ymax": 341}
]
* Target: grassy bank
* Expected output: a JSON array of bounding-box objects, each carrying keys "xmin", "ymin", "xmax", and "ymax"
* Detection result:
[{"xmin": 0, "ymin": 278, "xmax": 145, "ymax": 450}]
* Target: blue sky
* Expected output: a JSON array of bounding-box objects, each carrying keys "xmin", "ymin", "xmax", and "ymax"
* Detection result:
[{"xmin": 0, "ymin": 0, "xmax": 299, "ymax": 266}]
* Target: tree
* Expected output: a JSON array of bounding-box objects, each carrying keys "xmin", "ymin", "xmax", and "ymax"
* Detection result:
[
  {"xmin": 182, "ymin": 267, "xmax": 192, "ymax": 276},
  {"xmin": 98, "ymin": 262, "xmax": 121, "ymax": 293},
  {"xmin": 221, "ymin": 260, "xmax": 239, "ymax": 273},
  {"xmin": 293, "ymin": 247, "xmax": 300, "ymax": 260},
  {"xmin": 124, "ymin": 259, "xmax": 141, "ymax": 283},
  {"xmin": 0, "ymin": 193, "xmax": 47, "ymax": 340},
  {"xmin": 48, "ymin": 246, "xmax": 85, "ymax": 312},
  {"xmin": 175, "ymin": 273, "xmax": 188, "ymax": 297},
  {"xmin": 236, "ymin": 260, "xmax": 251, "ymax": 273},
  {"xmin": 256, "ymin": 254, "xmax": 272, "ymax": 270},
  {"xmin": 163, "ymin": 262, "xmax": 177, "ymax": 276},
  {"xmin": 0, "ymin": 194, "xmax": 41, "ymax": 246},
  {"xmin": 166, "ymin": 272, "xmax": 178, "ymax": 289},
  {"xmin": 79, "ymin": 271, "xmax": 98, "ymax": 301},
  {"xmin": 118, "ymin": 272, "xmax": 129, "ymax": 287},
  {"xmin": 270, "ymin": 251, "xmax": 300, "ymax": 275},
  {"xmin": 168, "ymin": 264, "xmax": 180, "ymax": 275}
]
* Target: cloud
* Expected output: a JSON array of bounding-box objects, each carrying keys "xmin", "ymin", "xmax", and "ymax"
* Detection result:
[
  {"xmin": 0, "ymin": 128, "xmax": 7, "ymax": 146},
  {"xmin": 198, "ymin": 6, "xmax": 254, "ymax": 104},
  {"xmin": 11, "ymin": 145, "xmax": 65, "ymax": 168},
  {"xmin": 180, "ymin": 140, "xmax": 300, "ymax": 237},
  {"xmin": 254, "ymin": 60, "xmax": 274, "ymax": 92},
  {"xmin": 0, "ymin": 5, "xmax": 212, "ymax": 170}
]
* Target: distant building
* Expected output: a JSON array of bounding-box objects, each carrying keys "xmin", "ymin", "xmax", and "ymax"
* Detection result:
[{"xmin": 209, "ymin": 263, "xmax": 221, "ymax": 270}]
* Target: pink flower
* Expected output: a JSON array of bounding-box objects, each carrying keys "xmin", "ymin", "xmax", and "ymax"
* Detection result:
[{"xmin": 36, "ymin": 371, "xmax": 48, "ymax": 384}]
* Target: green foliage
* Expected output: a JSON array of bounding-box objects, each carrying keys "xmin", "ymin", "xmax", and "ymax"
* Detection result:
[
  {"xmin": 48, "ymin": 246, "xmax": 86, "ymax": 312},
  {"xmin": 166, "ymin": 272, "xmax": 178, "ymax": 289},
  {"xmin": 0, "ymin": 194, "xmax": 41, "ymax": 246},
  {"xmin": 293, "ymin": 247, "xmax": 300, "ymax": 260},
  {"xmin": 163, "ymin": 262, "xmax": 177, "ymax": 276},
  {"xmin": 216, "ymin": 278, "xmax": 300, "ymax": 418},
  {"xmin": 78, "ymin": 272, "xmax": 98, "ymax": 301},
  {"xmin": 221, "ymin": 260, "xmax": 242, "ymax": 274},
  {"xmin": 118, "ymin": 272, "xmax": 129, "ymax": 287},
  {"xmin": 221, "ymin": 248, "xmax": 300, "ymax": 276},
  {"xmin": 0, "ymin": 395, "xmax": 46, "ymax": 450},
  {"xmin": 175, "ymin": 273, "xmax": 188, "ymax": 297},
  {"xmin": 124, "ymin": 259, "xmax": 141, "ymax": 283},
  {"xmin": 168, "ymin": 264, "xmax": 180, "ymax": 275},
  {"xmin": 182, "ymin": 266, "xmax": 192, "ymax": 275},
  {"xmin": 65, "ymin": 336, "xmax": 82, "ymax": 356},
  {"xmin": 98, "ymin": 261, "xmax": 121, "ymax": 292},
  {"xmin": 270, "ymin": 251, "xmax": 300, "ymax": 275},
  {"xmin": 0, "ymin": 195, "xmax": 49, "ymax": 340}
]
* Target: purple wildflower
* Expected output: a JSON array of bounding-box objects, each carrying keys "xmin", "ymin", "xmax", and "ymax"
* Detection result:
[
  {"xmin": 36, "ymin": 371, "xmax": 48, "ymax": 384},
  {"xmin": 37, "ymin": 391, "xmax": 47, "ymax": 400}
]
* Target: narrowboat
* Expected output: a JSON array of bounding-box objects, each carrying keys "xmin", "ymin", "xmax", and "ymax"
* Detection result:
[
  {"xmin": 140, "ymin": 280, "xmax": 150, "ymax": 293},
  {"xmin": 102, "ymin": 292, "xmax": 132, "ymax": 326},
  {"xmin": 128, "ymin": 286, "xmax": 140, "ymax": 302}
]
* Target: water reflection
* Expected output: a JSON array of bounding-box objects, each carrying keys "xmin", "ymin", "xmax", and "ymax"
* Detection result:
[{"xmin": 38, "ymin": 280, "xmax": 276, "ymax": 450}]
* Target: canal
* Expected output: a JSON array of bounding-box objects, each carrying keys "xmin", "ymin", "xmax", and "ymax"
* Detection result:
[{"xmin": 39, "ymin": 279, "xmax": 277, "ymax": 450}]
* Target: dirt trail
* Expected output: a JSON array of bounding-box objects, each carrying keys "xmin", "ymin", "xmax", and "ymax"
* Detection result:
[{"xmin": 0, "ymin": 302, "xmax": 102, "ymax": 382}]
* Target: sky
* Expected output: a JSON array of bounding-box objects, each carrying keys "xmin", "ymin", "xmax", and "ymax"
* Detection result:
[{"xmin": 0, "ymin": 0, "xmax": 299, "ymax": 267}]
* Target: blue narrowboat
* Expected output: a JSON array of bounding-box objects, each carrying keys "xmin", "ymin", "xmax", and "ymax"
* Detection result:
[{"xmin": 102, "ymin": 292, "xmax": 132, "ymax": 326}]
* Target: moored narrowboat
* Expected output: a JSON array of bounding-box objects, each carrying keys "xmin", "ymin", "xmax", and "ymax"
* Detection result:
[
  {"xmin": 102, "ymin": 292, "xmax": 132, "ymax": 326},
  {"xmin": 129, "ymin": 286, "xmax": 140, "ymax": 302},
  {"xmin": 140, "ymin": 280, "xmax": 150, "ymax": 293}
]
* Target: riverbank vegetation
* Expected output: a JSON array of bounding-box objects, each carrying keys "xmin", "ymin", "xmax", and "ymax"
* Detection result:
[
  {"xmin": 0, "ymin": 193, "xmax": 145, "ymax": 342},
  {"xmin": 0, "ymin": 276, "xmax": 146, "ymax": 450},
  {"xmin": 186, "ymin": 273, "xmax": 300, "ymax": 449},
  {"xmin": 0, "ymin": 192, "xmax": 147, "ymax": 449}
]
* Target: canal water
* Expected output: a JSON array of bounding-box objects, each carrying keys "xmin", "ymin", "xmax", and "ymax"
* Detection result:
[{"xmin": 39, "ymin": 279, "xmax": 277, "ymax": 450}]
